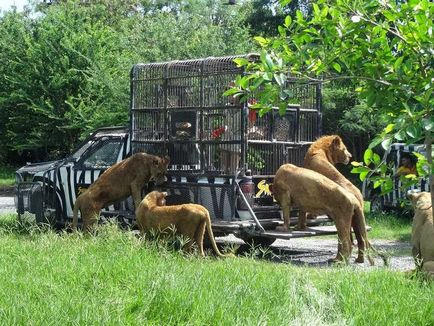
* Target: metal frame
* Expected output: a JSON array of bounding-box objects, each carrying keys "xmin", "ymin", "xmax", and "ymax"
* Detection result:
[{"xmin": 129, "ymin": 54, "xmax": 323, "ymax": 235}]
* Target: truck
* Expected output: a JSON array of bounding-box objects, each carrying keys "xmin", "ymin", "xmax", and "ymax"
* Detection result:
[{"xmin": 15, "ymin": 54, "xmax": 338, "ymax": 246}]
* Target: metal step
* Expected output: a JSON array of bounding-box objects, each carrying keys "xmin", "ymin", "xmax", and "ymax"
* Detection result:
[
  {"xmin": 211, "ymin": 215, "xmax": 333, "ymax": 233},
  {"xmin": 259, "ymin": 226, "xmax": 339, "ymax": 240}
]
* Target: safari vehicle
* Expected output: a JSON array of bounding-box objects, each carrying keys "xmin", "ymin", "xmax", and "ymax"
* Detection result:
[
  {"xmin": 15, "ymin": 54, "xmax": 336, "ymax": 245},
  {"xmin": 363, "ymin": 143, "xmax": 431, "ymax": 213}
]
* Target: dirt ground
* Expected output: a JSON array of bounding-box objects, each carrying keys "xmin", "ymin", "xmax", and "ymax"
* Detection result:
[{"xmin": 218, "ymin": 235, "xmax": 415, "ymax": 271}]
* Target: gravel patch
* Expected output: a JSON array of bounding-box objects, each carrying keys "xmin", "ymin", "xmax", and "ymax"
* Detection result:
[
  {"xmin": 217, "ymin": 234, "xmax": 415, "ymax": 271},
  {"xmin": 0, "ymin": 196, "xmax": 15, "ymax": 215}
]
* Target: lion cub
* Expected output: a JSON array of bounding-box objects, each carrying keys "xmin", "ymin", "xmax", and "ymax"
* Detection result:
[
  {"xmin": 408, "ymin": 191, "xmax": 434, "ymax": 279},
  {"xmin": 136, "ymin": 191, "xmax": 233, "ymax": 258}
]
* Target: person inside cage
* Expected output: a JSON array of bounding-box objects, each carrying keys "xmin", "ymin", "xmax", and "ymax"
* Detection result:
[{"xmin": 396, "ymin": 153, "xmax": 417, "ymax": 176}]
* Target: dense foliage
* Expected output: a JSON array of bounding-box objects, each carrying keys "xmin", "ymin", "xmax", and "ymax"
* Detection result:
[
  {"xmin": 0, "ymin": 0, "xmax": 253, "ymax": 163},
  {"xmin": 230, "ymin": 0, "xmax": 433, "ymax": 209}
]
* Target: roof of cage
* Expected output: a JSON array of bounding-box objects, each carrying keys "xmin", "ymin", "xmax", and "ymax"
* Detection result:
[{"xmin": 131, "ymin": 53, "xmax": 259, "ymax": 78}]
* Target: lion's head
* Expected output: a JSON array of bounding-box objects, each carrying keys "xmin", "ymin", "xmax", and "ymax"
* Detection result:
[
  {"xmin": 144, "ymin": 190, "xmax": 168, "ymax": 208},
  {"xmin": 330, "ymin": 136, "xmax": 352, "ymax": 165},
  {"xmin": 149, "ymin": 156, "xmax": 170, "ymax": 185},
  {"xmin": 408, "ymin": 191, "xmax": 431, "ymax": 211}
]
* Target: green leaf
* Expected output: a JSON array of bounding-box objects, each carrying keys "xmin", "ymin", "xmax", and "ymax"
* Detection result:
[
  {"xmin": 233, "ymin": 58, "xmax": 249, "ymax": 67},
  {"xmin": 380, "ymin": 179, "xmax": 393, "ymax": 195},
  {"xmin": 369, "ymin": 136, "xmax": 383, "ymax": 149},
  {"xmin": 313, "ymin": 3, "xmax": 320, "ymax": 16},
  {"xmin": 405, "ymin": 125, "xmax": 422, "ymax": 139},
  {"xmin": 284, "ymin": 15, "xmax": 292, "ymax": 27},
  {"xmin": 373, "ymin": 153, "xmax": 381, "ymax": 165},
  {"xmin": 351, "ymin": 166, "xmax": 370, "ymax": 173},
  {"xmin": 384, "ymin": 123, "xmax": 394, "ymax": 134},
  {"xmin": 254, "ymin": 36, "xmax": 269, "ymax": 47},
  {"xmin": 263, "ymin": 72, "xmax": 273, "ymax": 81},
  {"xmin": 332, "ymin": 62, "xmax": 341, "ymax": 73},
  {"xmin": 366, "ymin": 92, "xmax": 376, "ymax": 107},
  {"xmin": 351, "ymin": 161, "xmax": 362, "ymax": 167},
  {"xmin": 423, "ymin": 118, "xmax": 434, "ymax": 131},
  {"xmin": 223, "ymin": 88, "xmax": 239, "ymax": 96},
  {"xmin": 274, "ymin": 73, "xmax": 287, "ymax": 86},
  {"xmin": 359, "ymin": 171, "xmax": 369, "ymax": 181},
  {"xmin": 364, "ymin": 148, "xmax": 373, "ymax": 165},
  {"xmin": 394, "ymin": 57, "xmax": 403, "ymax": 72},
  {"xmin": 381, "ymin": 138, "xmax": 392, "ymax": 150},
  {"xmin": 264, "ymin": 53, "xmax": 274, "ymax": 70},
  {"xmin": 321, "ymin": 6, "xmax": 329, "ymax": 17},
  {"xmin": 373, "ymin": 180, "xmax": 382, "ymax": 189}
]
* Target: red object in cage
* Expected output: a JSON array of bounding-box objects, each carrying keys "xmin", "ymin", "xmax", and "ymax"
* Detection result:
[{"xmin": 211, "ymin": 126, "xmax": 226, "ymax": 139}]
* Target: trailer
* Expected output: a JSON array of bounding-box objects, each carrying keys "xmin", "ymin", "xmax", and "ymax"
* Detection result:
[{"xmin": 15, "ymin": 54, "xmax": 338, "ymax": 245}]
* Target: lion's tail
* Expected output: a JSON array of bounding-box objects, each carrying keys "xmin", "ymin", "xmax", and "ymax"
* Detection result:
[
  {"xmin": 204, "ymin": 209, "xmax": 234, "ymax": 258},
  {"xmin": 365, "ymin": 237, "xmax": 389, "ymax": 267},
  {"xmin": 354, "ymin": 205, "xmax": 388, "ymax": 266},
  {"xmin": 72, "ymin": 195, "xmax": 81, "ymax": 230}
]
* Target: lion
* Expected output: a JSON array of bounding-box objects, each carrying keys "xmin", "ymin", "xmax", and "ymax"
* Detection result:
[
  {"xmin": 299, "ymin": 135, "xmax": 371, "ymax": 264},
  {"xmin": 72, "ymin": 153, "xmax": 169, "ymax": 231},
  {"xmin": 408, "ymin": 191, "xmax": 434, "ymax": 280},
  {"xmin": 273, "ymin": 163, "xmax": 367, "ymax": 263},
  {"xmin": 136, "ymin": 191, "xmax": 233, "ymax": 258}
]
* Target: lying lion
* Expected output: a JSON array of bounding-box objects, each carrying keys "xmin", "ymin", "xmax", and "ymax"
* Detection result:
[
  {"xmin": 273, "ymin": 163, "xmax": 366, "ymax": 263},
  {"xmin": 72, "ymin": 153, "xmax": 169, "ymax": 231},
  {"xmin": 408, "ymin": 191, "xmax": 434, "ymax": 279},
  {"xmin": 300, "ymin": 135, "xmax": 372, "ymax": 264},
  {"xmin": 136, "ymin": 191, "xmax": 233, "ymax": 258}
]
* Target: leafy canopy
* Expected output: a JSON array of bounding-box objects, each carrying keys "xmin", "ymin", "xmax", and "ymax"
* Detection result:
[{"xmin": 230, "ymin": 0, "xmax": 433, "ymax": 198}]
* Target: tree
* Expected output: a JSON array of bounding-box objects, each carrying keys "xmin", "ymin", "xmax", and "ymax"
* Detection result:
[
  {"xmin": 0, "ymin": 0, "xmax": 254, "ymax": 163},
  {"xmin": 230, "ymin": 0, "xmax": 433, "ymax": 215},
  {"xmin": 245, "ymin": 0, "xmax": 312, "ymax": 36}
]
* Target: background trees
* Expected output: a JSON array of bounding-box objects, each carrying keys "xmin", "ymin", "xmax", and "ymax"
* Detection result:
[
  {"xmin": 231, "ymin": 0, "xmax": 433, "ymax": 211},
  {"xmin": 0, "ymin": 0, "xmax": 253, "ymax": 163}
]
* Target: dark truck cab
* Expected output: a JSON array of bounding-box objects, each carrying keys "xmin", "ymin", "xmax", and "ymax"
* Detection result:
[{"xmin": 15, "ymin": 55, "xmax": 337, "ymax": 245}]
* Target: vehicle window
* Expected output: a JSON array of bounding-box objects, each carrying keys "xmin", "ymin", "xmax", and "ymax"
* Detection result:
[
  {"xmin": 82, "ymin": 139, "xmax": 123, "ymax": 168},
  {"xmin": 72, "ymin": 140, "xmax": 94, "ymax": 160}
]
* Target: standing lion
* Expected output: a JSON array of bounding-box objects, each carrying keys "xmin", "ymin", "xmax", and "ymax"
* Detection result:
[
  {"xmin": 273, "ymin": 163, "xmax": 363, "ymax": 263},
  {"xmin": 300, "ymin": 135, "xmax": 371, "ymax": 264},
  {"xmin": 136, "ymin": 191, "xmax": 233, "ymax": 258},
  {"xmin": 72, "ymin": 153, "xmax": 169, "ymax": 231}
]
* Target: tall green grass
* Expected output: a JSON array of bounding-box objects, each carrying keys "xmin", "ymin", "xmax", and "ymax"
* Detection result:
[
  {"xmin": 366, "ymin": 212, "xmax": 412, "ymax": 242},
  {"xmin": 0, "ymin": 166, "xmax": 15, "ymax": 187},
  {"xmin": 0, "ymin": 214, "xmax": 432, "ymax": 325}
]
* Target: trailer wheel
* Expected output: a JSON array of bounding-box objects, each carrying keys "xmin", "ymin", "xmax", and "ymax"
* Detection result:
[
  {"xmin": 238, "ymin": 235, "xmax": 276, "ymax": 247},
  {"xmin": 40, "ymin": 188, "xmax": 62, "ymax": 228}
]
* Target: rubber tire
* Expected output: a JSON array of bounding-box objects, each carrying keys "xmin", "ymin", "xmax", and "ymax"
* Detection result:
[{"xmin": 370, "ymin": 196, "xmax": 384, "ymax": 214}]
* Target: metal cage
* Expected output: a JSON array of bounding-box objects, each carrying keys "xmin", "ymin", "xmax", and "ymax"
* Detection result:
[
  {"xmin": 130, "ymin": 55, "xmax": 322, "ymax": 220},
  {"xmin": 130, "ymin": 55, "xmax": 321, "ymax": 176}
]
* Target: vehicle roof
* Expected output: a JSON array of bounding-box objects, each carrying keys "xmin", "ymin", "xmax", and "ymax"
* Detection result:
[
  {"xmin": 390, "ymin": 143, "xmax": 426, "ymax": 153},
  {"xmin": 93, "ymin": 126, "xmax": 128, "ymax": 137}
]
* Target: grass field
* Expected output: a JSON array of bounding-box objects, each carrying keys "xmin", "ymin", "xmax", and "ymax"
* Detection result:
[
  {"xmin": 0, "ymin": 166, "xmax": 15, "ymax": 187},
  {"xmin": 366, "ymin": 212, "xmax": 412, "ymax": 242},
  {"xmin": 0, "ymin": 214, "xmax": 432, "ymax": 325}
]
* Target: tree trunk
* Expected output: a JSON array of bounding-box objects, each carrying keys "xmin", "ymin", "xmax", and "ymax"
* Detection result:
[{"xmin": 425, "ymin": 131, "xmax": 434, "ymax": 218}]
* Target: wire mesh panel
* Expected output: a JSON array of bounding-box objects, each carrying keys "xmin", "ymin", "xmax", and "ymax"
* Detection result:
[
  {"xmin": 165, "ymin": 181, "xmax": 235, "ymax": 220},
  {"xmin": 130, "ymin": 55, "xmax": 321, "ymax": 177},
  {"xmin": 131, "ymin": 55, "xmax": 246, "ymax": 176}
]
